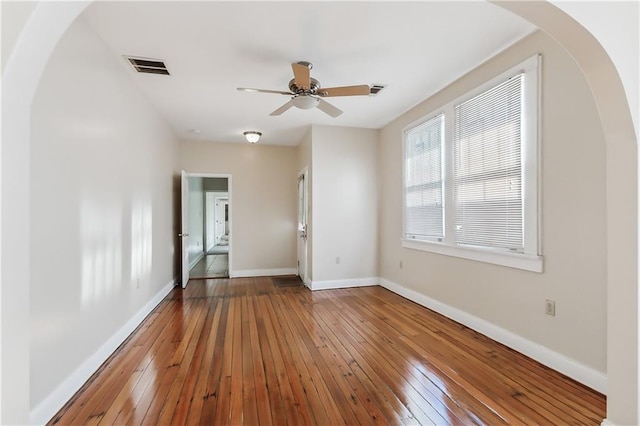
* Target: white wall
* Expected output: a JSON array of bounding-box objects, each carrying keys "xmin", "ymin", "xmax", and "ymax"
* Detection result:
[
  {"xmin": 311, "ymin": 125, "xmax": 378, "ymax": 285},
  {"xmin": 29, "ymin": 15, "xmax": 178, "ymax": 416},
  {"xmin": 180, "ymin": 141, "xmax": 297, "ymax": 275},
  {"xmin": 379, "ymin": 30, "xmax": 607, "ymax": 382},
  {"xmin": 187, "ymin": 176, "xmax": 204, "ymax": 267}
]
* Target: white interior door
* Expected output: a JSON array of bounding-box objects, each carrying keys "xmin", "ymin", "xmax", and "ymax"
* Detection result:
[
  {"xmin": 180, "ymin": 170, "xmax": 190, "ymax": 288},
  {"xmin": 297, "ymin": 172, "xmax": 308, "ymax": 283}
]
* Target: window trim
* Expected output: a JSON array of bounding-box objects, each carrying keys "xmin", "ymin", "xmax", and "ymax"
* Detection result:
[{"xmin": 402, "ymin": 55, "xmax": 543, "ymax": 273}]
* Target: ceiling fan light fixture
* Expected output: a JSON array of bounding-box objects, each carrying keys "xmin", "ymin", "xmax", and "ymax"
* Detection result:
[
  {"xmin": 292, "ymin": 95, "xmax": 320, "ymax": 110},
  {"xmin": 238, "ymin": 61, "xmax": 371, "ymax": 117},
  {"xmin": 243, "ymin": 131, "xmax": 262, "ymax": 143}
]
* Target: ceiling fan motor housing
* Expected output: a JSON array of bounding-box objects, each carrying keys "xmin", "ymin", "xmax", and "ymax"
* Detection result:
[{"xmin": 288, "ymin": 77, "xmax": 320, "ymax": 95}]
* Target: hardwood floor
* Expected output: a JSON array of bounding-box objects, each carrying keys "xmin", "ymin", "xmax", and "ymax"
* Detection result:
[{"xmin": 49, "ymin": 278, "xmax": 606, "ymax": 425}]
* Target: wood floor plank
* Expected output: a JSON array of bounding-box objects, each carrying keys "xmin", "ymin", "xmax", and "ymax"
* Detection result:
[
  {"xmin": 364, "ymin": 284, "xmax": 605, "ymax": 423},
  {"xmin": 245, "ymin": 296, "xmax": 272, "ymax": 426},
  {"xmin": 277, "ymin": 292, "xmax": 367, "ymax": 425},
  {"xmin": 211, "ymin": 296, "xmax": 237, "ymax": 425},
  {"xmin": 323, "ymin": 291, "xmax": 473, "ymax": 425},
  {"xmin": 263, "ymin": 292, "xmax": 330, "ymax": 425},
  {"xmin": 358, "ymin": 287, "xmax": 602, "ymax": 425},
  {"xmin": 49, "ymin": 278, "xmax": 606, "ymax": 426},
  {"xmin": 228, "ymin": 297, "xmax": 245, "ymax": 425},
  {"xmin": 341, "ymin": 289, "xmax": 548, "ymax": 425},
  {"xmin": 303, "ymin": 294, "xmax": 421, "ymax": 425},
  {"xmin": 252, "ymin": 295, "xmax": 300, "ymax": 425},
  {"xmin": 183, "ymin": 298, "xmax": 222, "ymax": 426},
  {"xmin": 52, "ymin": 301, "xmax": 184, "ymax": 426},
  {"xmin": 291, "ymin": 301, "xmax": 391, "ymax": 424},
  {"xmin": 141, "ymin": 299, "xmax": 208, "ymax": 426},
  {"xmin": 197, "ymin": 296, "xmax": 230, "ymax": 425}
]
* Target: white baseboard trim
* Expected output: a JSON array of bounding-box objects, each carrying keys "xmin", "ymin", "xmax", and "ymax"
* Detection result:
[
  {"xmin": 310, "ymin": 277, "xmax": 379, "ymax": 291},
  {"xmin": 232, "ymin": 268, "xmax": 297, "ymax": 278},
  {"xmin": 379, "ymin": 278, "xmax": 607, "ymax": 394},
  {"xmin": 29, "ymin": 279, "xmax": 176, "ymax": 425},
  {"xmin": 188, "ymin": 252, "xmax": 205, "ymax": 270},
  {"xmin": 601, "ymin": 419, "xmax": 614, "ymax": 426}
]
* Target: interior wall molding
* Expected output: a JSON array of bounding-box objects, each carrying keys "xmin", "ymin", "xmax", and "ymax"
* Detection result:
[
  {"xmin": 310, "ymin": 277, "xmax": 378, "ymax": 291},
  {"xmin": 232, "ymin": 268, "xmax": 297, "ymax": 278}
]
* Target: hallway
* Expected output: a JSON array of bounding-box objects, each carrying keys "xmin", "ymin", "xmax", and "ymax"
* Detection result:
[{"xmin": 190, "ymin": 254, "xmax": 228, "ymax": 279}]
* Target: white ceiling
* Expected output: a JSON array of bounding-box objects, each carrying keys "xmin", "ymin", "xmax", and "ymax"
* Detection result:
[{"xmin": 82, "ymin": 1, "xmax": 536, "ymax": 146}]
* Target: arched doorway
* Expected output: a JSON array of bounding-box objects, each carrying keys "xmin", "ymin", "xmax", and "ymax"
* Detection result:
[{"xmin": 492, "ymin": 5, "xmax": 638, "ymax": 424}]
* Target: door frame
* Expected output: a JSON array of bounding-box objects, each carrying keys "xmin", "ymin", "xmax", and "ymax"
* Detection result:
[
  {"xmin": 183, "ymin": 172, "xmax": 233, "ymax": 277},
  {"xmin": 213, "ymin": 196, "xmax": 229, "ymax": 245},
  {"xmin": 297, "ymin": 168, "xmax": 309, "ymax": 286},
  {"xmin": 180, "ymin": 171, "xmax": 190, "ymax": 288},
  {"xmin": 205, "ymin": 191, "xmax": 229, "ymax": 251}
]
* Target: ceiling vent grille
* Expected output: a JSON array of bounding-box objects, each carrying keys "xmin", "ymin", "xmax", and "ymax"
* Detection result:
[
  {"xmin": 369, "ymin": 84, "xmax": 386, "ymax": 96},
  {"xmin": 125, "ymin": 56, "xmax": 170, "ymax": 75}
]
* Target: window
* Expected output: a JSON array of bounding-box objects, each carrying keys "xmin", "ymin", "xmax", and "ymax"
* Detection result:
[
  {"xmin": 403, "ymin": 55, "xmax": 542, "ymax": 272},
  {"xmin": 405, "ymin": 114, "xmax": 444, "ymax": 241}
]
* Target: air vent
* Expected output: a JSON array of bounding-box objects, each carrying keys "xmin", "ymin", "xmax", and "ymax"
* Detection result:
[
  {"xmin": 125, "ymin": 56, "xmax": 170, "ymax": 75},
  {"xmin": 369, "ymin": 84, "xmax": 386, "ymax": 96}
]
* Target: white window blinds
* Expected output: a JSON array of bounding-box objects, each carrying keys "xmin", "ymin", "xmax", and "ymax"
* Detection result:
[
  {"xmin": 453, "ymin": 75, "xmax": 524, "ymax": 251},
  {"xmin": 405, "ymin": 114, "xmax": 444, "ymax": 240}
]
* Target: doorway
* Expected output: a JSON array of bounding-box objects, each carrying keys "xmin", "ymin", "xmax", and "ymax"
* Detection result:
[
  {"xmin": 297, "ymin": 170, "xmax": 308, "ymax": 285},
  {"xmin": 180, "ymin": 173, "xmax": 232, "ymax": 285}
]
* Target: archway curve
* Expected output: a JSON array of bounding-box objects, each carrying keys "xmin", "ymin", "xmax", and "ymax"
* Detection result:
[
  {"xmin": 1, "ymin": 2, "xmax": 637, "ymax": 424},
  {"xmin": 492, "ymin": 3, "xmax": 638, "ymax": 424}
]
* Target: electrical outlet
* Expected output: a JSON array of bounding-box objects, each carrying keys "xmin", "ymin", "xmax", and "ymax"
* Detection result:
[
  {"xmin": 545, "ymin": 299, "xmax": 556, "ymax": 316},
  {"xmin": 336, "ymin": 257, "xmax": 340, "ymax": 264}
]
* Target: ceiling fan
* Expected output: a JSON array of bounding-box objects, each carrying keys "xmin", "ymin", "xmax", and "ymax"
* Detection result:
[{"xmin": 237, "ymin": 61, "xmax": 371, "ymax": 117}]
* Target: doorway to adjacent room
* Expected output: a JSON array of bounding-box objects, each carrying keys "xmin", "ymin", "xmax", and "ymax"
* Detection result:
[{"xmin": 181, "ymin": 173, "xmax": 231, "ymax": 285}]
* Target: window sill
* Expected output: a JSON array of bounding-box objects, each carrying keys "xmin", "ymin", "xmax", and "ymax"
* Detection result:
[{"xmin": 401, "ymin": 238, "xmax": 543, "ymax": 273}]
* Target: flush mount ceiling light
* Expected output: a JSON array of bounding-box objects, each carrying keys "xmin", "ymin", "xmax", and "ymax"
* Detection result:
[{"xmin": 243, "ymin": 131, "xmax": 262, "ymax": 143}]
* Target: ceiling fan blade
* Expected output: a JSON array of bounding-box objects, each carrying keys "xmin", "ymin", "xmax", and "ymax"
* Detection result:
[
  {"xmin": 317, "ymin": 84, "xmax": 371, "ymax": 97},
  {"xmin": 237, "ymin": 87, "xmax": 292, "ymax": 95},
  {"xmin": 270, "ymin": 99, "xmax": 296, "ymax": 116},
  {"xmin": 317, "ymin": 98, "xmax": 343, "ymax": 117},
  {"xmin": 292, "ymin": 62, "xmax": 311, "ymax": 90}
]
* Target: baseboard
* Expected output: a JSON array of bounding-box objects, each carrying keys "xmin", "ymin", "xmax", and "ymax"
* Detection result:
[
  {"xmin": 601, "ymin": 419, "xmax": 614, "ymax": 426},
  {"xmin": 379, "ymin": 278, "xmax": 607, "ymax": 394},
  {"xmin": 232, "ymin": 268, "xmax": 297, "ymax": 278},
  {"xmin": 310, "ymin": 277, "xmax": 379, "ymax": 291},
  {"xmin": 188, "ymin": 251, "xmax": 205, "ymax": 270},
  {"xmin": 28, "ymin": 279, "xmax": 176, "ymax": 425}
]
